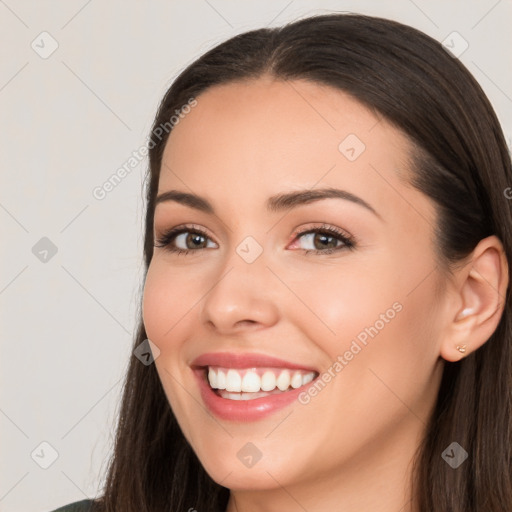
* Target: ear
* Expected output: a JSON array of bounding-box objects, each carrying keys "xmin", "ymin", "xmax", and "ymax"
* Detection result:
[{"xmin": 439, "ymin": 235, "xmax": 509, "ymax": 362}]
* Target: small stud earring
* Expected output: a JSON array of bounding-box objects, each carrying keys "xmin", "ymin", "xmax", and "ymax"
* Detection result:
[{"xmin": 456, "ymin": 344, "xmax": 467, "ymax": 354}]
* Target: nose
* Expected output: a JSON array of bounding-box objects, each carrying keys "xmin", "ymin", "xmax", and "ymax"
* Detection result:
[{"xmin": 199, "ymin": 249, "xmax": 280, "ymax": 335}]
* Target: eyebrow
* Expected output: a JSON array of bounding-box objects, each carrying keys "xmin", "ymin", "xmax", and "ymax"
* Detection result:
[{"xmin": 154, "ymin": 187, "xmax": 382, "ymax": 220}]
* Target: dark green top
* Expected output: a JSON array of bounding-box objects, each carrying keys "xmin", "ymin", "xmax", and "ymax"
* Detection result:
[{"xmin": 50, "ymin": 499, "xmax": 95, "ymax": 512}]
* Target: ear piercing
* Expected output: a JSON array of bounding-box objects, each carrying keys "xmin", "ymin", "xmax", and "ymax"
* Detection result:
[{"xmin": 455, "ymin": 308, "xmax": 472, "ymax": 356}]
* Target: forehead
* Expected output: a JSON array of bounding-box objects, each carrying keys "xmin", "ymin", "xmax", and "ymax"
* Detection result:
[
  {"xmin": 163, "ymin": 76, "xmax": 407, "ymax": 160},
  {"xmin": 158, "ymin": 77, "xmax": 429, "ymax": 226}
]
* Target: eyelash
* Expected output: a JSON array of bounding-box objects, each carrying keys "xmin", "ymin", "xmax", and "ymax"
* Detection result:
[{"xmin": 154, "ymin": 223, "xmax": 356, "ymax": 256}]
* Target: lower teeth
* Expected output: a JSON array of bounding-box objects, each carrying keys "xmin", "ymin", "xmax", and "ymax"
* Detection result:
[{"xmin": 215, "ymin": 388, "xmax": 290, "ymax": 400}]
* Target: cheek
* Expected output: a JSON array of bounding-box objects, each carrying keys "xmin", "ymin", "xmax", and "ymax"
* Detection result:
[
  {"xmin": 142, "ymin": 260, "xmax": 201, "ymax": 343},
  {"xmin": 141, "ymin": 262, "xmax": 202, "ymax": 440},
  {"xmin": 291, "ymin": 277, "xmax": 436, "ymax": 452},
  {"xmin": 283, "ymin": 261, "xmax": 399, "ymax": 356},
  {"xmin": 141, "ymin": 265, "xmax": 167, "ymax": 343},
  {"xmin": 287, "ymin": 254, "xmax": 438, "ymax": 401}
]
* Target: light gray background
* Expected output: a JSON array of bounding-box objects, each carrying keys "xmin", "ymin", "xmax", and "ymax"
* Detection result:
[{"xmin": 1, "ymin": 1, "xmax": 511, "ymax": 511}]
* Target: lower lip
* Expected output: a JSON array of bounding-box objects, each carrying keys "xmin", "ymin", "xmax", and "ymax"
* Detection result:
[{"xmin": 193, "ymin": 368, "xmax": 311, "ymax": 422}]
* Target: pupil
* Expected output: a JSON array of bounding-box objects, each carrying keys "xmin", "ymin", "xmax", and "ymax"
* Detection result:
[
  {"xmin": 188, "ymin": 233, "xmax": 205, "ymax": 249},
  {"xmin": 315, "ymin": 234, "xmax": 336, "ymax": 250}
]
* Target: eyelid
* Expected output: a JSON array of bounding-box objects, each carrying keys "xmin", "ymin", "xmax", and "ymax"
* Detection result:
[
  {"xmin": 290, "ymin": 222, "xmax": 354, "ymax": 242},
  {"xmin": 154, "ymin": 223, "xmax": 217, "ymax": 244}
]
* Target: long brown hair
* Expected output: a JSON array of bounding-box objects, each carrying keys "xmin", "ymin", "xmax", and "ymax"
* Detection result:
[{"xmin": 93, "ymin": 13, "xmax": 512, "ymax": 511}]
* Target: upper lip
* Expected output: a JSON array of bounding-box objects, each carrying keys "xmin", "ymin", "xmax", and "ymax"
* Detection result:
[{"xmin": 191, "ymin": 352, "xmax": 319, "ymax": 372}]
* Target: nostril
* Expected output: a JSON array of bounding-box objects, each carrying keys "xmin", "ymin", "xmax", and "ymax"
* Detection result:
[{"xmin": 235, "ymin": 319, "xmax": 257, "ymax": 327}]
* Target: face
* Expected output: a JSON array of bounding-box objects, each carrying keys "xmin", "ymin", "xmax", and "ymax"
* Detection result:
[{"xmin": 142, "ymin": 77, "xmax": 446, "ymax": 493}]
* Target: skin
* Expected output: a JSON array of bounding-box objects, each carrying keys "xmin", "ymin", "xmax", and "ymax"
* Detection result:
[{"xmin": 142, "ymin": 76, "xmax": 508, "ymax": 512}]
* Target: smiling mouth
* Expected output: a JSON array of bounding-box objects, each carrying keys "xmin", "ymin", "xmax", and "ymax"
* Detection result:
[{"xmin": 205, "ymin": 366, "xmax": 319, "ymax": 401}]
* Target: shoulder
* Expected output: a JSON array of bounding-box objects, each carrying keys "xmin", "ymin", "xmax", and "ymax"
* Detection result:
[{"xmin": 49, "ymin": 498, "xmax": 95, "ymax": 512}]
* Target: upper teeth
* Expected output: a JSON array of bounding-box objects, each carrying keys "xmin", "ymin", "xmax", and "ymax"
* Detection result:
[{"xmin": 207, "ymin": 366, "xmax": 316, "ymax": 393}]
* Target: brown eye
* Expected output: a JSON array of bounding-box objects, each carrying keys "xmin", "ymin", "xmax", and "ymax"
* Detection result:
[
  {"xmin": 310, "ymin": 232, "xmax": 340, "ymax": 250},
  {"xmin": 154, "ymin": 226, "xmax": 217, "ymax": 254},
  {"xmin": 184, "ymin": 232, "xmax": 208, "ymax": 249},
  {"xmin": 292, "ymin": 225, "xmax": 355, "ymax": 255}
]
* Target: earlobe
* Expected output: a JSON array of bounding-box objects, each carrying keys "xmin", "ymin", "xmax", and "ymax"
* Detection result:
[
  {"xmin": 439, "ymin": 235, "xmax": 509, "ymax": 362},
  {"xmin": 451, "ymin": 308, "xmax": 474, "ymax": 357}
]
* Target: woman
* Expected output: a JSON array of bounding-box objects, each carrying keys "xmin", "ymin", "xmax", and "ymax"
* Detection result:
[{"xmin": 52, "ymin": 11, "xmax": 512, "ymax": 512}]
